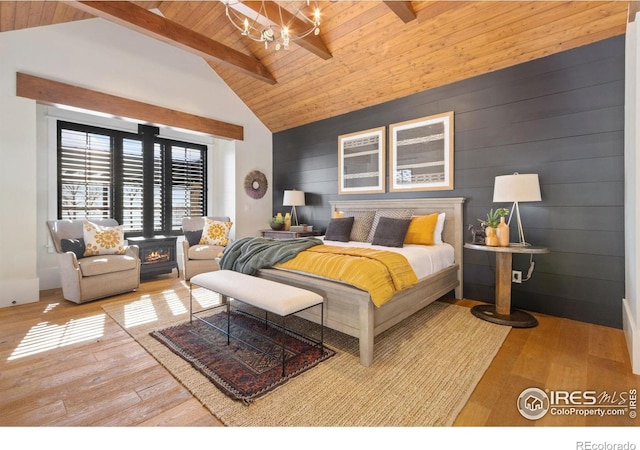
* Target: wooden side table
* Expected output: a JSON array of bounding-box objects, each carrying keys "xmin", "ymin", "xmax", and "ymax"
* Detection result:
[
  {"xmin": 464, "ymin": 243, "xmax": 549, "ymax": 327},
  {"xmin": 259, "ymin": 229, "xmax": 322, "ymax": 240}
]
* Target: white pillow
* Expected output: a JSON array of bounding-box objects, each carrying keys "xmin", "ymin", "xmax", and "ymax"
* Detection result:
[
  {"xmin": 82, "ymin": 220, "xmax": 125, "ymax": 256},
  {"xmin": 434, "ymin": 213, "xmax": 446, "ymax": 245},
  {"xmin": 199, "ymin": 218, "xmax": 233, "ymax": 246}
]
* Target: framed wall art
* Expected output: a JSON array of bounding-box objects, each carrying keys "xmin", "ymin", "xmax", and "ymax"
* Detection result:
[
  {"xmin": 338, "ymin": 126, "xmax": 386, "ymax": 195},
  {"xmin": 389, "ymin": 111, "xmax": 454, "ymax": 192}
]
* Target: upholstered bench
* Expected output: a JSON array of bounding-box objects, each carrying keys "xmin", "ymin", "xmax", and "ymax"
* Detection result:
[{"xmin": 189, "ymin": 270, "xmax": 324, "ymax": 376}]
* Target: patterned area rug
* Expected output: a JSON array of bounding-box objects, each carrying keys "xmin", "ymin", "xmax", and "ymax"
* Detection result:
[{"xmin": 150, "ymin": 310, "xmax": 335, "ymax": 403}]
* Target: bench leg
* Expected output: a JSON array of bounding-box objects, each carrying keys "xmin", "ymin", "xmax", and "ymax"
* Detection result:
[
  {"xmin": 282, "ymin": 315, "xmax": 286, "ymax": 377},
  {"xmin": 320, "ymin": 302, "xmax": 324, "ymax": 349},
  {"xmin": 189, "ymin": 284, "xmax": 193, "ymax": 324},
  {"xmin": 225, "ymin": 295, "xmax": 230, "ymax": 345}
]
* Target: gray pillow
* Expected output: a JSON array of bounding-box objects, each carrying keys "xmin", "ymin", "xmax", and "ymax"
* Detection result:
[
  {"xmin": 342, "ymin": 210, "xmax": 375, "ymax": 242},
  {"xmin": 61, "ymin": 238, "xmax": 85, "ymax": 259},
  {"xmin": 371, "ymin": 217, "xmax": 411, "ymax": 248},
  {"xmin": 184, "ymin": 230, "xmax": 203, "ymax": 246},
  {"xmin": 367, "ymin": 209, "xmax": 414, "ymax": 242},
  {"xmin": 324, "ymin": 217, "xmax": 355, "ymax": 242}
]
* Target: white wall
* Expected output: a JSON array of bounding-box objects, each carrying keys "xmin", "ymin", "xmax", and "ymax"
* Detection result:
[
  {"xmin": 0, "ymin": 18, "xmax": 273, "ymax": 306},
  {"xmin": 625, "ymin": 19, "xmax": 640, "ymax": 375}
]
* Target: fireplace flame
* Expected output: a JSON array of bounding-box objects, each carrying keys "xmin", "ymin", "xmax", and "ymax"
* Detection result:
[{"xmin": 145, "ymin": 250, "xmax": 170, "ymax": 263}]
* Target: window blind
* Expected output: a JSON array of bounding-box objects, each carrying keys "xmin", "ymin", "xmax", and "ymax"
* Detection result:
[{"xmin": 58, "ymin": 122, "xmax": 207, "ymax": 236}]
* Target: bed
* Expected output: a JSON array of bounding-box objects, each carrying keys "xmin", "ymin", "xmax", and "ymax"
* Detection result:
[{"xmin": 255, "ymin": 197, "xmax": 465, "ymax": 367}]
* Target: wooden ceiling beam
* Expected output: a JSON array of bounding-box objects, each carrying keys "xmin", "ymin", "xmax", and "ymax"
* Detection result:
[
  {"xmin": 231, "ymin": 1, "xmax": 332, "ymax": 60},
  {"xmin": 64, "ymin": 1, "xmax": 276, "ymax": 84},
  {"xmin": 16, "ymin": 72, "xmax": 244, "ymax": 140},
  {"xmin": 384, "ymin": 1, "xmax": 416, "ymax": 23}
]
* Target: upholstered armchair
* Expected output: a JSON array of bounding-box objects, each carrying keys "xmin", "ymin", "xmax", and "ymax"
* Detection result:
[
  {"xmin": 181, "ymin": 216, "xmax": 232, "ymax": 281},
  {"xmin": 47, "ymin": 219, "xmax": 141, "ymax": 304}
]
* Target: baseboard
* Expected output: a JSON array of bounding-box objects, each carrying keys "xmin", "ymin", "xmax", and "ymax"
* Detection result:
[
  {"xmin": 622, "ymin": 297, "xmax": 640, "ymax": 375},
  {"xmin": 0, "ymin": 278, "xmax": 39, "ymax": 308}
]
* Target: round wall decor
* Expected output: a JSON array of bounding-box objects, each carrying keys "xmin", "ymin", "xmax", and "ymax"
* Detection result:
[{"xmin": 244, "ymin": 170, "xmax": 268, "ymax": 199}]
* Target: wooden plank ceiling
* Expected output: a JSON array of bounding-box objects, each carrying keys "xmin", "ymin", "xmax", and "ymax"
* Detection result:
[{"xmin": 0, "ymin": 1, "xmax": 631, "ymax": 133}]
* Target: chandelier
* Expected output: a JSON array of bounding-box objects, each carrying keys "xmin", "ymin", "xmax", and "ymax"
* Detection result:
[{"xmin": 224, "ymin": 1, "xmax": 321, "ymax": 51}]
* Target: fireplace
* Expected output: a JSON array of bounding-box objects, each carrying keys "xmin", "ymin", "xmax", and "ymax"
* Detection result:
[{"xmin": 128, "ymin": 236, "xmax": 178, "ymax": 279}]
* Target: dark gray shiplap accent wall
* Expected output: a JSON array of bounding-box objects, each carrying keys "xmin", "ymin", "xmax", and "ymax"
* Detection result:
[{"xmin": 273, "ymin": 36, "xmax": 625, "ymax": 328}]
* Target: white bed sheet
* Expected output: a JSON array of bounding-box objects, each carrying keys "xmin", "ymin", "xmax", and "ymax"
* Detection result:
[{"xmin": 319, "ymin": 237, "xmax": 455, "ymax": 280}]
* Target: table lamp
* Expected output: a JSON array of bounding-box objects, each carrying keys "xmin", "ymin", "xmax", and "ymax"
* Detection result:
[
  {"xmin": 283, "ymin": 190, "xmax": 305, "ymax": 226},
  {"xmin": 493, "ymin": 173, "xmax": 541, "ymax": 246}
]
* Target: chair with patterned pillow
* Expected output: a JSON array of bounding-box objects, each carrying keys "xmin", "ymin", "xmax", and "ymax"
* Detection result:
[
  {"xmin": 46, "ymin": 219, "xmax": 141, "ymax": 304},
  {"xmin": 181, "ymin": 216, "xmax": 233, "ymax": 281}
]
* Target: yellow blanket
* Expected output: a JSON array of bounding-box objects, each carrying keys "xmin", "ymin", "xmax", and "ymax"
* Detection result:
[{"xmin": 275, "ymin": 245, "xmax": 418, "ymax": 307}]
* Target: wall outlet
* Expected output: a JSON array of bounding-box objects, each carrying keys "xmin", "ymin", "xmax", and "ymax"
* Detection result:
[{"xmin": 512, "ymin": 270, "xmax": 522, "ymax": 283}]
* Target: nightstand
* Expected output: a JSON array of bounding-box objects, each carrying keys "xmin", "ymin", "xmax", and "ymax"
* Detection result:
[
  {"xmin": 259, "ymin": 229, "xmax": 323, "ymax": 240},
  {"xmin": 464, "ymin": 243, "xmax": 549, "ymax": 328}
]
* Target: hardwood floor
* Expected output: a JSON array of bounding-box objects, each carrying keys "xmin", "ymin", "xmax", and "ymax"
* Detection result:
[{"xmin": 0, "ymin": 275, "xmax": 638, "ymax": 427}]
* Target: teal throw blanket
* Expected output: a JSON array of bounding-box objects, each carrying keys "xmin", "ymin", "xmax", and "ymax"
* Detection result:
[{"xmin": 219, "ymin": 236, "xmax": 323, "ymax": 275}]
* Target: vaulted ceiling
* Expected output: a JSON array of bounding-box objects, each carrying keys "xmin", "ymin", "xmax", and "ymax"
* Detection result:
[{"xmin": 0, "ymin": 1, "xmax": 632, "ymax": 133}]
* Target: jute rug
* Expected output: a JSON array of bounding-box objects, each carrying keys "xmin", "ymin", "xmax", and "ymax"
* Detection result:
[{"xmin": 102, "ymin": 285, "xmax": 510, "ymax": 426}]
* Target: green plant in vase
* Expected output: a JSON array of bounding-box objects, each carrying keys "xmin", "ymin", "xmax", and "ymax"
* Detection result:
[
  {"xmin": 270, "ymin": 214, "xmax": 285, "ymax": 230},
  {"xmin": 479, "ymin": 208, "xmax": 509, "ymax": 246}
]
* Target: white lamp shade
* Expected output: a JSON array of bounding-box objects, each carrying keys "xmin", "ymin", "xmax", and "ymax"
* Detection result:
[
  {"xmin": 493, "ymin": 173, "xmax": 541, "ymax": 203},
  {"xmin": 283, "ymin": 190, "xmax": 305, "ymax": 206}
]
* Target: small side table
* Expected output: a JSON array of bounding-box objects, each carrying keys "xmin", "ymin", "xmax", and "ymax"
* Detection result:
[
  {"xmin": 464, "ymin": 243, "xmax": 549, "ymax": 328},
  {"xmin": 259, "ymin": 229, "xmax": 323, "ymax": 240}
]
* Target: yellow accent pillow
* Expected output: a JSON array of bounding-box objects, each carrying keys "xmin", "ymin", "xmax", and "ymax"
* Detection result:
[
  {"xmin": 199, "ymin": 218, "xmax": 233, "ymax": 246},
  {"xmin": 332, "ymin": 210, "xmax": 345, "ymax": 218},
  {"xmin": 82, "ymin": 220, "xmax": 125, "ymax": 256},
  {"xmin": 404, "ymin": 213, "xmax": 439, "ymax": 245}
]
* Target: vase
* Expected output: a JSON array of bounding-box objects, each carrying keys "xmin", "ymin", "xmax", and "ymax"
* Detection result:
[
  {"xmin": 496, "ymin": 216, "xmax": 510, "ymax": 247},
  {"xmin": 270, "ymin": 222, "xmax": 284, "ymax": 230},
  {"xmin": 484, "ymin": 226, "xmax": 498, "ymax": 246}
]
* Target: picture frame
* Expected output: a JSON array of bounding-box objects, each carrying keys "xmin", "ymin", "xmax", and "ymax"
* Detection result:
[
  {"xmin": 338, "ymin": 126, "xmax": 386, "ymax": 195},
  {"xmin": 389, "ymin": 111, "xmax": 454, "ymax": 192}
]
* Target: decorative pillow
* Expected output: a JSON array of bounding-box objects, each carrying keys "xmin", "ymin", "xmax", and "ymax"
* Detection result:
[
  {"xmin": 199, "ymin": 218, "xmax": 233, "ymax": 246},
  {"xmin": 324, "ymin": 216, "xmax": 355, "ymax": 242},
  {"xmin": 343, "ymin": 210, "xmax": 375, "ymax": 242},
  {"xmin": 332, "ymin": 210, "xmax": 345, "ymax": 219},
  {"xmin": 434, "ymin": 212, "xmax": 446, "ymax": 245},
  {"xmin": 367, "ymin": 209, "xmax": 414, "ymax": 242},
  {"xmin": 184, "ymin": 230, "xmax": 203, "ymax": 247},
  {"xmin": 82, "ymin": 221, "xmax": 125, "ymax": 256},
  {"xmin": 404, "ymin": 213, "xmax": 439, "ymax": 245},
  {"xmin": 371, "ymin": 217, "xmax": 411, "ymax": 248},
  {"xmin": 61, "ymin": 238, "xmax": 86, "ymax": 260}
]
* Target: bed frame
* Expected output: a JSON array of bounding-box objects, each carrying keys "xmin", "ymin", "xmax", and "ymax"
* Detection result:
[{"xmin": 256, "ymin": 197, "xmax": 465, "ymax": 367}]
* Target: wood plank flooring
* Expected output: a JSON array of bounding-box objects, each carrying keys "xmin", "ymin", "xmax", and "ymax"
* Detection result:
[{"xmin": 0, "ymin": 275, "xmax": 637, "ymax": 427}]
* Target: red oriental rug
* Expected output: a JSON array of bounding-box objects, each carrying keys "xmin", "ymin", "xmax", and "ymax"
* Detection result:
[{"xmin": 150, "ymin": 310, "xmax": 335, "ymax": 404}]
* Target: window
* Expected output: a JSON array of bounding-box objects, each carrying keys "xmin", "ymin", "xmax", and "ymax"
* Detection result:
[{"xmin": 58, "ymin": 121, "xmax": 207, "ymax": 236}]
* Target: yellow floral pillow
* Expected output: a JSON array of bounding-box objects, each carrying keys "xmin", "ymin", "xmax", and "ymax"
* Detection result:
[
  {"xmin": 82, "ymin": 221, "xmax": 125, "ymax": 256},
  {"xmin": 199, "ymin": 218, "xmax": 233, "ymax": 246}
]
